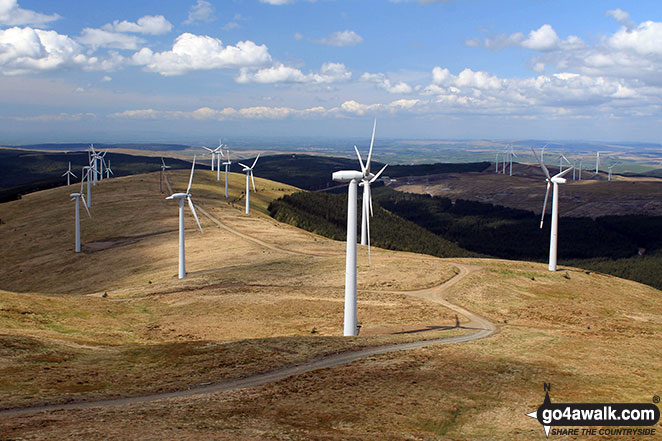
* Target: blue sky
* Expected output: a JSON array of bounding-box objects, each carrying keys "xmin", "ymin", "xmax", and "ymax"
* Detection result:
[{"xmin": 1, "ymin": 0, "xmax": 662, "ymax": 144}]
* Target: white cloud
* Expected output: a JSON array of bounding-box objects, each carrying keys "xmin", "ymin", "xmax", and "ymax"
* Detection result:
[
  {"xmin": 0, "ymin": 26, "xmax": 123, "ymax": 75},
  {"xmin": 317, "ymin": 30, "xmax": 363, "ymax": 47},
  {"xmin": 260, "ymin": 0, "xmax": 295, "ymax": 4},
  {"xmin": 361, "ymin": 72, "xmax": 413, "ymax": 93},
  {"xmin": 11, "ymin": 112, "xmax": 95, "ymax": 121},
  {"xmin": 606, "ymin": 8, "xmax": 634, "ymax": 30},
  {"xmin": 184, "ymin": 0, "xmax": 215, "ymax": 24},
  {"xmin": 110, "ymin": 105, "xmax": 333, "ymax": 121},
  {"xmin": 236, "ymin": 62, "xmax": 351, "ymax": 84},
  {"xmin": 521, "ymin": 24, "xmax": 560, "ymax": 51},
  {"xmin": 102, "ymin": 15, "xmax": 172, "ymax": 35},
  {"xmin": 131, "ymin": 33, "xmax": 271, "ymax": 76},
  {"xmin": 101, "ymin": 75, "xmax": 112, "ymax": 82},
  {"xmin": 609, "ymin": 20, "xmax": 662, "ymax": 55},
  {"xmin": 78, "ymin": 28, "xmax": 144, "ymax": 50},
  {"xmin": 0, "ymin": 0, "xmax": 59, "ymax": 26}
]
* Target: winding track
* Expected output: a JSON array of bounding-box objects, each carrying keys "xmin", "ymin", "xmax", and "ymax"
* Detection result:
[{"xmin": 0, "ymin": 264, "xmax": 495, "ymax": 418}]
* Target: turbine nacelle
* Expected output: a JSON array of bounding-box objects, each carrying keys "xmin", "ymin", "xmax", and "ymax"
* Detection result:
[
  {"xmin": 166, "ymin": 192, "xmax": 189, "ymax": 200},
  {"xmin": 333, "ymin": 170, "xmax": 364, "ymax": 182}
]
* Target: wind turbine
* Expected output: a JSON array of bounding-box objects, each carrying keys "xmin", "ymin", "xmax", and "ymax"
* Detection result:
[
  {"xmin": 166, "ymin": 157, "xmax": 203, "ymax": 279},
  {"xmin": 62, "ymin": 162, "xmax": 76, "ymax": 186},
  {"xmin": 495, "ymin": 152, "xmax": 500, "ymax": 173},
  {"xmin": 201, "ymin": 146, "xmax": 215, "ymax": 171},
  {"xmin": 532, "ymin": 147, "xmax": 573, "ymax": 272},
  {"xmin": 215, "ymin": 139, "xmax": 224, "ymax": 181},
  {"xmin": 81, "ymin": 166, "xmax": 93, "ymax": 207},
  {"xmin": 160, "ymin": 157, "xmax": 171, "ymax": 193},
  {"xmin": 595, "ymin": 151, "xmax": 600, "ymax": 176},
  {"xmin": 105, "ymin": 160, "xmax": 113, "ymax": 179},
  {"xmin": 559, "ymin": 154, "xmax": 571, "ymax": 173},
  {"xmin": 578, "ymin": 159, "xmax": 583, "ymax": 180},
  {"xmin": 238, "ymin": 155, "xmax": 260, "ymax": 215},
  {"xmin": 608, "ymin": 162, "xmax": 621, "ymax": 181},
  {"xmin": 509, "ymin": 146, "xmax": 518, "ymax": 176},
  {"xmin": 332, "ymin": 139, "xmax": 388, "ymax": 337},
  {"xmin": 354, "ymin": 119, "xmax": 388, "ymax": 248},
  {"xmin": 222, "ymin": 147, "xmax": 231, "ymax": 198},
  {"xmin": 70, "ymin": 178, "xmax": 91, "ymax": 253}
]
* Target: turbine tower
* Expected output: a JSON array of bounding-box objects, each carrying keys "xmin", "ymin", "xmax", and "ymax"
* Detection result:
[
  {"xmin": 222, "ymin": 147, "xmax": 231, "ymax": 198},
  {"xmin": 215, "ymin": 139, "xmax": 224, "ymax": 181},
  {"xmin": 70, "ymin": 183, "xmax": 91, "ymax": 253},
  {"xmin": 532, "ymin": 147, "xmax": 573, "ymax": 272},
  {"xmin": 62, "ymin": 162, "xmax": 76, "ymax": 186},
  {"xmin": 166, "ymin": 157, "xmax": 203, "ymax": 279},
  {"xmin": 595, "ymin": 152, "xmax": 600, "ymax": 176},
  {"xmin": 355, "ymin": 119, "xmax": 388, "ymax": 247},
  {"xmin": 509, "ymin": 146, "xmax": 518, "ymax": 176},
  {"xmin": 495, "ymin": 152, "xmax": 500, "ymax": 173},
  {"xmin": 105, "ymin": 160, "xmax": 113, "ymax": 179},
  {"xmin": 332, "ymin": 140, "xmax": 388, "ymax": 337},
  {"xmin": 81, "ymin": 166, "xmax": 93, "ymax": 207},
  {"xmin": 238, "ymin": 154, "xmax": 260, "ymax": 215}
]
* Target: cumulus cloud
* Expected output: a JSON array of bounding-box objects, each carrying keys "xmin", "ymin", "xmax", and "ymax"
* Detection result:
[
  {"xmin": 78, "ymin": 28, "xmax": 144, "ymax": 50},
  {"xmin": 236, "ymin": 62, "xmax": 351, "ymax": 84},
  {"xmin": 609, "ymin": 20, "xmax": 662, "ymax": 55},
  {"xmin": 340, "ymin": 99, "xmax": 421, "ymax": 116},
  {"xmin": 0, "ymin": 26, "xmax": 123, "ymax": 75},
  {"xmin": 317, "ymin": 30, "xmax": 363, "ymax": 47},
  {"xmin": 131, "ymin": 33, "xmax": 271, "ymax": 76},
  {"xmin": 606, "ymin": 8, "xmax": 634, "ymax": 30},
  {"xmin": 0, "ymin": 0, "xmax": 59, "ymax": 26},
  {"xmin": 361, "ymin": 72, "xmax": 413, "ymax": 93},
  {"xmin": 467, "ymin": 24, "xmax": 583, "ymax": 52},
  {"xmin": 184, "ymin": 0, "xmax": 215, "ymax": 24},
  {"xmin": 102, "ymin": 15, "xmax": 172, "ymax": 35}
]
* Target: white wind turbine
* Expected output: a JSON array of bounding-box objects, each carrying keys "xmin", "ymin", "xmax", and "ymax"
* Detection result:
[
  {"xmin": 354, "ymin": 119, "xmax": 388, "ymax": 248},
  {"xmin": 202, "ymin": 146, "xmax": 215, "ymax": 171},
  {"xmin": 509, "ymin": 145, "xmax": 518, "ymax": 176},
  {"xmin": 595, "ymin": 151, "xmax": 600, "ymax": 176},
  {"xmin": 333, "ymin": 140, "xmax": 388, "ymax": 337},
  {"xmin": 70, "ymin": 178, "xmax": 91, "ymax": 253},
  {"xmin": 166, "ymin": 157, "xmax": 203, "ymax": 279},
  {"xmin": 222, "ymin": 147, "xmax": 231, "ymax": 198},
  {"xmin": 81, "ymin": 165, "xmax": 94, "ymax": 207},
  {"xmin": 238, "ymin": 154, "xmax": 260, "ymax": 215},
  {"xmin": 215, "ymin": 139, "xmax": 224, "ymax": 181},
  {"xmin": 608, "ymin": 162, "xmax": 621, "ymax": 181},
  {"xmin": 62, "ymin": 162, "xmax": 76, "ymax": 186},
  {"xmin": 532, "ymin": 147, "xmax": 573, "ymax": 272},
  {"xmin": 105, "ymin": 160, "xmax": 113, "ymax": 179},
  {"xmin": 160, "ymin": 157, "xmax": 171, "ymax": 193},
  {"xmin": 495, "ymin": 152, "xmax": 500, "ymax": 173}
]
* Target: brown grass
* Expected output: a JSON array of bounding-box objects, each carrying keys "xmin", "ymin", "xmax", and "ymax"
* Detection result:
[{"xmin": 0, "ymin": 171, "xmax": 660, "ymax": 440}]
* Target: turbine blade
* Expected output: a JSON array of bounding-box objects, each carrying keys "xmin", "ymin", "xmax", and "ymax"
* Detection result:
[
  {"xmin": 161, "ymin": 157, "xmax": 166, "ymax": 167},
  {"xmin": 366, "ymin": 118, "xmax": 376, "ymax": 173},
  {"xmin": 370, "ymin": 164, "xmax": 388, "ymax": 183},
  {"xmin": 201, "ymin": 146, "xmax": 213, "ymax": 152},
  {"xmin": 187, "ymin": 156, "xmax": 196, "ymax": 194},
  {"xmin": 251, "ymin": 170, "xmax": 256, "ymax": 192},
  {"xmin": 354, "ymin": 145, "xmax": 367, "ymax": 175},
  {"xmin": 238, "ymin": 162, "xmax": 250, "ymax": 169},
  {"xmin": 540, "ymin": 182, "xmax": 550, "ymax": 229},
  {"xmin": 531, "ymin": 147, "xmax": 551, "ymax": 180},
  {"xmin": 367, "ymin": 183, "xmax": 373, "ymax": 217},
  {"xmin": 554, "ymin": 167, "xmax": 573, "ymax": 179},
  {"xmin": 81, "ymin": 195, "xmax": 91, "ymax": 217},
  {"xmin": 187, "ymin": 197, "xmax": 203, "ymax": 233},
  {"xmin": 251, "ymin": 153, "xmax": 260, "ymax": 169}
]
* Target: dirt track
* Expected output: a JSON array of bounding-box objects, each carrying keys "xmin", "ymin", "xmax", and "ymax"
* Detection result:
[{"xmin": 0, "ymin": 263, "xmax": 495, "ymax": 418}]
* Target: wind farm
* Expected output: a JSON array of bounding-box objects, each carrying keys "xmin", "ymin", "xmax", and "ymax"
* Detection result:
[{"xmin": 1, "ymin": 0, "xmax": 662, "ymax": 439}]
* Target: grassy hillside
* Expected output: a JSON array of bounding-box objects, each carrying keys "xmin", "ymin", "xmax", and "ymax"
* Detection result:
[
  {"xmin": 0, "ymin": 169, "xmax": 660, "ymax": 440},
  {"xmin": 270, "ymin": 186, "xmax": 662, "ymax": 289}
]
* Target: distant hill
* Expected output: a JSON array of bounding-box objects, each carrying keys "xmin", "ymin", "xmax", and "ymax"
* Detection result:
[
  {"xmin": 0, "ymin": 149, "xmax": 191, "ymax": 202},
  {"xmin": 5, "ymin": 143, "xmax": 190, "ymax": 151}
]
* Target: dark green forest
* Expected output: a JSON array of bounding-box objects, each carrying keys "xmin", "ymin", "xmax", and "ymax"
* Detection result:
[
  {"xmin": 269, "ymin": 187, "xmax": 662, "ymax": 290},
  {"xmin": 0, "ymin": 150, "xmax": 191, "ymax": 202}
]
